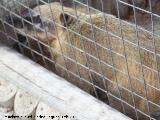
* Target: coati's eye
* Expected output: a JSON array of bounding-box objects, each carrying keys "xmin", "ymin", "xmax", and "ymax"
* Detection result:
[
  {"xmin": 35, "ymin": 15, "xmax": 42, "ymax": 23},
  {"xmin": 5, "ymin": 15, "xmax": 12, "ymax": 24},
  {"xmin": 32, "ymin": 15, "xmax": 42, "ymax": 25}
]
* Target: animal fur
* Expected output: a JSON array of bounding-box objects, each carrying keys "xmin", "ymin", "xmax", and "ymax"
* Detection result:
[
  {"xmin": 10, "ymin": 1, "xmax": 160, "ymax": 119},
  {"xmin": 52, "ymin": 11, "xmax": 160, "ymax": 120}
]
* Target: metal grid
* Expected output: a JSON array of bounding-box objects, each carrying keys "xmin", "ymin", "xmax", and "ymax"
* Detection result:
[{"xmin": 0, "ymin": 0, "xmax": 160, "ymax": 119}]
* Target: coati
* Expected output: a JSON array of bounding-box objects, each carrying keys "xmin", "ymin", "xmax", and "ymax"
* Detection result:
[
  {"xmin": 50, "ymin": 11, "xmax": 160, "ymax": 119},
  {"xmin": 19, "ymin": 2, "xmax": 160, "ymax": 118},
  {"xmin": 10, "ymin": 1, "xmax": 160, "ymax": 119},
  {"xmin": 9, "ymin": 0, "xmax": 152, "ymax": 41},
  {"xmin": 10, "ymin": 0, "xmax": 150, "ymax": 48}
]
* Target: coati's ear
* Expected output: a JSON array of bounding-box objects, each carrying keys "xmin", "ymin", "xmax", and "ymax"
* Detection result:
[{"xmin": 59, "ymin": 12, "xmax": 75, "ymax": 27}]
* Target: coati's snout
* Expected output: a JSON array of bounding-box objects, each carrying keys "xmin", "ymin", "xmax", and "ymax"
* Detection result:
[{"xmin": 5, "ymin": 9, "xmax": 43, "ymax": 30}]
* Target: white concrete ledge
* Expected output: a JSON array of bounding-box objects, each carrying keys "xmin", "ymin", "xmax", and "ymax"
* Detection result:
[{"xmin": 0, "ymin": 46, "xmax": 132, "ymax": 120}]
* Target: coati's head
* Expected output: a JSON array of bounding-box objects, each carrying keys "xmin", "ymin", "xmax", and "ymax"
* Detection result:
[{"xmin": 8, "ymin": 2, "xmax": 85, "ymax": 45}]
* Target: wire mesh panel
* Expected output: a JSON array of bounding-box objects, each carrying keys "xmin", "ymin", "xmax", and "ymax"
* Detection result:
[{"xmin": 0, "ymin": 0, "xmax": 160, "ymax": 120}]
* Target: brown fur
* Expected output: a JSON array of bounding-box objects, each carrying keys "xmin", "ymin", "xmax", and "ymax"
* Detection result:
[
  {"xmin": 50, "ymin": 11, "xmax": 160, "ymax": 119},
  {"xmin": 11, "ymin": 1, "xmax": 160, "ymax": 119}
]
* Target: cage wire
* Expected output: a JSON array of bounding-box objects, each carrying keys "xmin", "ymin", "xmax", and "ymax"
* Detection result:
[{"xmin": 0, "ymin": 0, "xmax": 160, "ymax": 120}]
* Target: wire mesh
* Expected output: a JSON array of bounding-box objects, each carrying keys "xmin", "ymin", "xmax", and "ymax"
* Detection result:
[{"xmin": 0, "ymin": 0, "xmax": 160, "ymax": 119}]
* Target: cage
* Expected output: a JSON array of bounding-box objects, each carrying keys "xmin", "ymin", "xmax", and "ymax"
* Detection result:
[{"xmin": 0, "ymin": 0, "xmax": 160, "ymax": 120}]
